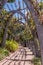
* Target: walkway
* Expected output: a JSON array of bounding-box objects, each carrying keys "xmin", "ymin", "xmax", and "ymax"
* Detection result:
[{"xmin": 0, "ymin": 46, "xmax": 34, "ymax": 65}]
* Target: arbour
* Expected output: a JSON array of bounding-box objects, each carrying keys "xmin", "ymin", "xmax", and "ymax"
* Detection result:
[{"xmin": 0, "ymin": 0, "xmax": 43, "ymax": 65}]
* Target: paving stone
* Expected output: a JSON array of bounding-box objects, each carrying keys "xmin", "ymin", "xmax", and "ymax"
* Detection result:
[{"xmin": 0, "ymin": 46, "xmax": 34, "ymax": 65}]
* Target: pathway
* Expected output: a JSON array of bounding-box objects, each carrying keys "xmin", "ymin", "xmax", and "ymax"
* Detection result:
[{"xmin": 0, "ymin": 46, "xmax": 34, "ymax": 65}]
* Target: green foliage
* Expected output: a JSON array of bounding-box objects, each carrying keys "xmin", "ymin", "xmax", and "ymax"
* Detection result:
[
  {"xmin": 29, "ymin": 18, "xmax": 36, "ymax": 30},
  {"xmin": 14, "ymin": 25, "xmax": 25, "ymax": 35},
  {"xmin": 0, "ymin": 48, "xmax": 9, "ymax": 60},
  {"xmin": 38, "ymin": 2, "xmax": 43, "ymax": 10},
  {"xmin": 0, "ymin": 28, "xmax": 4, "ymax": 44},
  {"xmin": 0, "ymin": 9, "xmax": 8, "ymax": 44},
  {"xmin": 8, "ymin": 0, "xmax": 15, "ymax": 2},
  {"xmin": 19, "ymin": 26, "xmax": 33, "ymax": 41},
  {"xmin": 6, "ymin": 40, "xmax": 18, "ymax": 52},
  {"xmin": 35, "ymin": 38, "xmax": 40, "ymax": 50},
  {"xmin": 32, "ymin": 57, "xmax": 41, "ymax": 65},
  {"xmin": 2, "ymin": 9, "xmax": 7, "ymax": 15}
]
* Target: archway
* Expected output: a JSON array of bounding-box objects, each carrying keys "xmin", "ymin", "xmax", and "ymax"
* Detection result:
[{"xmin": 0, "ymin": 0, "xmax": 43, "ymax": 65}]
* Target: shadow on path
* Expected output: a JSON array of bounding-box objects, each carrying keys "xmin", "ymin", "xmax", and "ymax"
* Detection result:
[{"xmin": 0, "ymin": 46, "xmax": 34, "ymax": 65}]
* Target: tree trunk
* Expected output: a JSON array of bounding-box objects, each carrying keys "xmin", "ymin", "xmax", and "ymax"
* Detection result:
[
  {"xmin": 0, "ymin": 0, "xmax": 7, "ymax": 15},
  {"xmin": 23, "ymin": 0, "xmax": 43, "ymax": 65},
  {"xmin": 2, "ymin": 21, "xmax": 9, "ymax": 48},
  {"xmin": 1, "ymin": 12, "xmax": 18, "ymax": 48}
]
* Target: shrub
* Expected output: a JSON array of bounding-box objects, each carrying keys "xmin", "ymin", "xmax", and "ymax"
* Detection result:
[
  {"xmin": 0, "ymin": 48, "xmax": 9, "ymax": 60},
  {"xmin": 6, "ymin": 40, "xmax": 18, "ymax": 52},
  {"xmin": 32, "ymin": 57, "xmax": 41, "ymax": 65}
]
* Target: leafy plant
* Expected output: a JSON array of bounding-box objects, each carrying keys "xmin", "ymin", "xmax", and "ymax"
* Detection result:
[
  {"xmin": 0, "ymin": 48, "xmax": 9, "ymax": 60},
  {"xmin": 6, "ymin": 40, "xmax": 18, "ymax": 52},
  {"xmin": 32, "ymin": 57, "xmax": 41, "ymax": 65}
]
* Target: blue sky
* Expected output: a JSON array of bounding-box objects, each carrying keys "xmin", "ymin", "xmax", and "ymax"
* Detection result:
[
  {"xmin": 4, "ymin": 0, "xmax": 27, "ymax": 22},
  {"xmin": 4, "ymin": 0, "xmax": 42, "ymax": 23},
  {"xmin": 4, "ymin": 0, "xmax": 24, "ymax": 11},
  {"xmin": 4, "ymin": 0, "xmax": 42, "ymax": 11}
]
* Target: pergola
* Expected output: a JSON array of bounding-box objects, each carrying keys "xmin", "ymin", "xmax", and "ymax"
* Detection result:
[{"xmin": 0, "ymin": 0, "xmax": 43, "ymax": 65}]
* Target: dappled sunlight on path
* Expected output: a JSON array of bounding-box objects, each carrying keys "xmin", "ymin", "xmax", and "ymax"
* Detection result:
[{"xmin": 0, "ymin": 46, "xmax": 34, "ymax": 65}]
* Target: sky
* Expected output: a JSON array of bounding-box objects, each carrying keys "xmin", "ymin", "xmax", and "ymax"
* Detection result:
[
  {"xmin": 4, "ymin": 0, "xmax": 43, "ymax": 23},
  {"xmin": 4, "ymin": 0, "xmax": 27, "ymax": 22},
  {"xmin": 4, "ymin": 0, "xmax": 42, "ymax": 11}
]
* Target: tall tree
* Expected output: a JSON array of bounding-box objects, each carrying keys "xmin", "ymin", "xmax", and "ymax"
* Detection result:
[{"xmin": 23, "ymin": 0, "xmax": 43, "ymax": 65}]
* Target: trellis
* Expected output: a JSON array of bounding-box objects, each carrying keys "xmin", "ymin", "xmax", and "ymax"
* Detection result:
[{"xmin": 0, "ymin": 0, "xmax": 43, "ymax": 65}]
